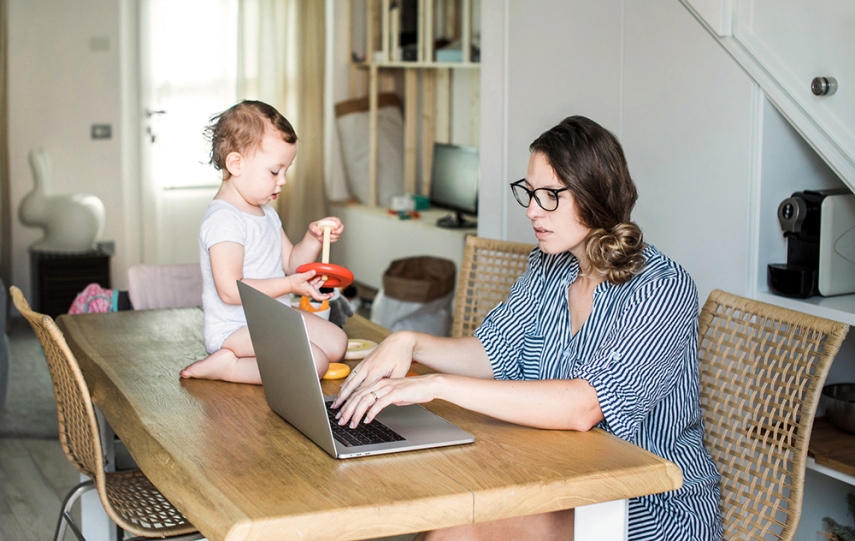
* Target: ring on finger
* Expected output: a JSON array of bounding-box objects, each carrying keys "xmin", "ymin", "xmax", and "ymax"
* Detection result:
[{"xmin": 370, "ymin": 391, "xmax": 378, "ymax": 402}]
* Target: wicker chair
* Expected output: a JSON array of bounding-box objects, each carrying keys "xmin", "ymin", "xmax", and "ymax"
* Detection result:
[
  {"xmin": 698, "ymin": 290, "xmax": 849, "ymax": 541},
  {"xmin": 451, "ymin": 236, "xmax": 535, "ymax": 337},
  {"xmin": 9, "ymin": 286, "xmax": 201, "ymax": 541}
]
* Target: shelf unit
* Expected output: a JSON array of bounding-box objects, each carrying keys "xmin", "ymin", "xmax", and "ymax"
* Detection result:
[
  {"xmin": 328, "ymin": 202, "xmax": 470, "ymax": 290},
  {"xmin": 349, "ymin": 0, "xmax": 480, "ymax": 206},
  {"xmin": 756, "ymin": 290, "xmax": 855, "ymax": 328},
  {"xmin": 809, "ymin": 417, "xmax": 855, "ymax": 485}
]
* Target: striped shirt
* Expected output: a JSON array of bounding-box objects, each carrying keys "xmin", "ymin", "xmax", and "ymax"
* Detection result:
[{"xmin": 475, "ymin": 244, "xmax": 722, "ymax": 541}]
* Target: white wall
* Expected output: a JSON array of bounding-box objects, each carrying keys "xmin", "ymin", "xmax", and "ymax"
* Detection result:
[
  {"xmin": 479, "ymin": 0, "xmax": 755, "ymax": 304},
  {"xmin": 7, "ymin": 0, "xmax": 131, "ymax": 300},
  {"xmin": 1, "ymin": 0, "xmax": 828, "ymax": 312},
  {"xmin": 621, "ymin": 1, "xmax": 755, "ymax": 302}
]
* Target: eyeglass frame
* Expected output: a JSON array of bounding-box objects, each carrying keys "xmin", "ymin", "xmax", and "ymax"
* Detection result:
[{"xmin": 509, "ymin": 179, "xmax": 571, "ymax": 212}]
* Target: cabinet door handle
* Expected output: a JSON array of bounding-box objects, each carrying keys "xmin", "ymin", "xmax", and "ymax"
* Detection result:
[{"xmin": 811, "ymin": 77, "xmax": 838, "ymax": 96}]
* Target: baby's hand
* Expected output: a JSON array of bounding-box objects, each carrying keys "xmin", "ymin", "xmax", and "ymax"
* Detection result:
[
  {"xmin": 289, "ymin": 269, "xmax": 334, "ymax": 302},
  {"xmin": 308, "ymin": 217, "xmax": 344, "ymax": 245}
]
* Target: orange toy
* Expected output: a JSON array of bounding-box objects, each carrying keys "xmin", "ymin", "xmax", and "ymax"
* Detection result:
[
  {"xmin": 322, "ymin": 362, "xmax": 351, "ymax": 380},
  {"xmin": 299, "ymin": 296, "xmax": 329, "ymax": 314}
]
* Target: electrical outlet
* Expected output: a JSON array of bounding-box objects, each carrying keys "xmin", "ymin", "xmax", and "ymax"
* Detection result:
[{"xmin": 91, "ymin": 124, "xmax": 112, "ymax": 140}]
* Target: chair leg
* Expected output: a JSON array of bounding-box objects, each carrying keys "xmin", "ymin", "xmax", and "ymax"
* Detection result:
[{"xmin": 54, "ymin": 479, "xmax": 95, "ymax": 541}]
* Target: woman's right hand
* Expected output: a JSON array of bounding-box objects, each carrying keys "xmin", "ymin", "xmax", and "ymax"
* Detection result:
[{"xmin": 332, "ymin": 331, "xmax": 417, "ymax": 408}]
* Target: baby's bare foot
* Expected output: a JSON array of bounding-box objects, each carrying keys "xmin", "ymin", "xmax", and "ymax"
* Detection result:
[{"xmin": 180, "ymin": 349, "xmax": 239, "ymax": 380}]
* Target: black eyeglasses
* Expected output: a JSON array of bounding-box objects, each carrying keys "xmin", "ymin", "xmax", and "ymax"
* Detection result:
[{"xmin": 509, "ymin": 179, "xmax": 570, "ymax": 212}]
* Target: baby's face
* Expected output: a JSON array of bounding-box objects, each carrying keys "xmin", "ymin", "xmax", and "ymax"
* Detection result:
[{"xmin": 235, "ymin": 126, "xmax": 297, "ymax": 207}]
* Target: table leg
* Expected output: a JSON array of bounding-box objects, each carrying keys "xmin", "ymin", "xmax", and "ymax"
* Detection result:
[
  {"xmin": 574, "ymin": 499, "xmax": 628, "ymax": 541},
  {"xmin": 80, "ymin": 408, "xmax": 119, "ymax": 540}
]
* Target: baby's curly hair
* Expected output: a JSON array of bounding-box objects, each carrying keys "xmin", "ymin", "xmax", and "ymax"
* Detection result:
[
  {"xmin": 204, "ymin": 100, "xmax": 297, "ymax": 180},
  {"xmin": 530, "ymin": 116, "xmax": 645, "ymax": 284}
]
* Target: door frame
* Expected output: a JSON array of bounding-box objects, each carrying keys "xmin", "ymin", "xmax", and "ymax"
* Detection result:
[{"xmin": 119, "ymin": 0, "xmax": 145, "ymax": 283}]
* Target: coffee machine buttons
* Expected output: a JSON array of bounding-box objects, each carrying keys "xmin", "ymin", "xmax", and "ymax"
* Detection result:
[{"xmin": 777, "ymin": 196, "xmax": 807, "ymax": 234}]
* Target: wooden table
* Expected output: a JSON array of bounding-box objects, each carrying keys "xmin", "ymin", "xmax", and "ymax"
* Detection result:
[{"xmin": 57, "ymin": 309, "xmax": 682, "ymax": 541}]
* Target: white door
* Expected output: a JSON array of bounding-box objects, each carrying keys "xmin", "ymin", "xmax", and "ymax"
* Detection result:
[{"xmin": 139, "ymin": 0, "xmax": 238, "ymax": 264}]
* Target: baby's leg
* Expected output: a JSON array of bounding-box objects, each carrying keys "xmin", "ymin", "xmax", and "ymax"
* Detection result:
[
  {"xmin": 304, "ymin": 314, "xmax": 348, "ymax": 378},
  {"xmin": 180, "ymin": 326, "xmax": 262, "ymax": 384}
]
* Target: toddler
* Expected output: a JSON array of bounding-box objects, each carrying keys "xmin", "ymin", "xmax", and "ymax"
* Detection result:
[{"xmin": 181, "ymin": 100, "xmax": 348, "ymax": 384}]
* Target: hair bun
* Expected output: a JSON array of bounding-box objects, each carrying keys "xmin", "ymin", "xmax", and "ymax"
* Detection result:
[{"xmin": 585, "ymin": 222, "xmax": 645, "ymax": 284}]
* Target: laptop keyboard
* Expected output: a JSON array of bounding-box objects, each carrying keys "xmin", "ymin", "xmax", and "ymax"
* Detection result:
[{"xmin": 325, "ymin": 401, "xmax": 406, "ymax": 447}]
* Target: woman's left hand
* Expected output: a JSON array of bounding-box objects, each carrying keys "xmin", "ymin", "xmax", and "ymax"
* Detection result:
[
  {"xmin": 333, "ymin": 331, "xmax": 417, "ymax": 407},
  {"xmin": 334, "ymin": 374, "xmax": 440, "ymax": 428}
]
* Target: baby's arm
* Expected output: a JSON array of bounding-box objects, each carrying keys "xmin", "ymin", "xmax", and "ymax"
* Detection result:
[
  {"xmin": 283, "ymin": 217, "xmax": 344, "ymax": 274},
  {"xmin": 209, "ymin": 240, "xmax": 330, "ymax": 304}
]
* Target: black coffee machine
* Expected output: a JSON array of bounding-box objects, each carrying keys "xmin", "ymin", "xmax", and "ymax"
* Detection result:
[{"xmin": 767, "ymin": 188, "xmax": 848, "ymax": 298}]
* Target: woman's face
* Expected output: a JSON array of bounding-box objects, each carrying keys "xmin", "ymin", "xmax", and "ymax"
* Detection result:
[{"xmin": 524, "ymin": 151, "xmax": 591, "ymax": 256}]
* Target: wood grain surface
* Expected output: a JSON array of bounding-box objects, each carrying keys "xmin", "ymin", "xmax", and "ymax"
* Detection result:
[{"xmin": 57, "ymin": 309, "xmax": 682, "ymax": 541}]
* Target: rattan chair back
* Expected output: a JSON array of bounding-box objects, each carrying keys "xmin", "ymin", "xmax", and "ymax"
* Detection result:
[
  {"xmin": 11, "ymin": 286, "xmax": 102, "ymax": 480},
  {"xmin": 10, "ymin": 286, "xmax": 198, "ymax": 540},
  {"xmin": 451, "ymin": 236, "xmax": 535, "ymax": 338},
  {"xmin": 698, "ymin": 290, "xmax": 849, "ymax": 541}
]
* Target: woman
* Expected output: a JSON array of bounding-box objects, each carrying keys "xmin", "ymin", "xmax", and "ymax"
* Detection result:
[{"xmin": 334, "ymin": 116, "xmax": 722, "ymax": 540}]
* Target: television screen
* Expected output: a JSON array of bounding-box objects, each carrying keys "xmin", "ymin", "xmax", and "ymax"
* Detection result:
[{"xmin": 429, "ymin": 143, "xmax": 479, "ymax": 229}]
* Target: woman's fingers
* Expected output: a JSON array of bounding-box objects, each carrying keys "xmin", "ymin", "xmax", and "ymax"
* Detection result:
[
  {"xmin": 336, "ymin": 376, "xmax": 433, "ymax": 427},
  {"xmin": 335, "ymin": 384, "xmax": 380, "ymax": 427},
  {"xmin": 334, "ymin": 362, "xmax": 366, "ymax": 406}
]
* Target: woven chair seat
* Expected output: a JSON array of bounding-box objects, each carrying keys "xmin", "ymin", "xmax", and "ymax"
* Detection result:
[
  {"xmin": 451, "ymin": 236, "xmax": 535, "ymax": 338},
  {"xmin": 104, "ymin": 469, "xmax": 196, "ymax": 535}
]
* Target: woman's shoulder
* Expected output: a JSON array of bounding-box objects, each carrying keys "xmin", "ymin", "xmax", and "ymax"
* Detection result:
[
  {"xmin": 638, "ymin": 244, "xmax": 693, "ymax": 282},
  {"xmin": 611, "ymin": 245, "xmax": 697, "ymax": 302},
  {"xmin": 624, "ymin": 245, "xmax": 698, "ymax": 306}
]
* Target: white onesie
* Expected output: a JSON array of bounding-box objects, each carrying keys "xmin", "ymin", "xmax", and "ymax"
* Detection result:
[{"xmin": 198, "ymin": 199, "xmax": 289, "ymax": 353}]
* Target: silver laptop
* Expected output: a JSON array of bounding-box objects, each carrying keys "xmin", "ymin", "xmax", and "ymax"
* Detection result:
[{"xmin": 238, "ymin": 281, "xmax": 474, "ymax": 459}]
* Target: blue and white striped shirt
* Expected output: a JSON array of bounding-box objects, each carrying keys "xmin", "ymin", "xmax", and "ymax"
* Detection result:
[{"xmin": 475, "ymin": 244, "xmax": 722, "ymax": 541}]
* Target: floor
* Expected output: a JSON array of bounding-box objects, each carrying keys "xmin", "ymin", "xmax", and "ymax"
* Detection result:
[{"xmin": 0, "ymin": 437, "xmax": 80, "ymax": 541}]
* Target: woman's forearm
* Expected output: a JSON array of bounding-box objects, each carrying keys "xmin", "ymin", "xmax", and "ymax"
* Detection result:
[
  {"xmin": 429, "ymin": 375, "xmax": 603, "ymax": 431},
  {"xmin": 406, "ymin": 333, "xmax": 494, "ymax": 379}
]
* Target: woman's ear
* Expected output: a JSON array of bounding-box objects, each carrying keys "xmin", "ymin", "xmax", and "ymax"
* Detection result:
[{"xmin": 225, "ymin": 151, "xmax": 242, "ymax": 178}]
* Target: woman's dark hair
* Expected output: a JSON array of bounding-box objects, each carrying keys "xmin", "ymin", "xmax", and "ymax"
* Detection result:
[
  {"xmin": 529, "ymin": 115, "xmax": 645, "ymax": 284},
  {"xmin": 205, "ymin": 100, "xmax": 298, "ymax": 180}
]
